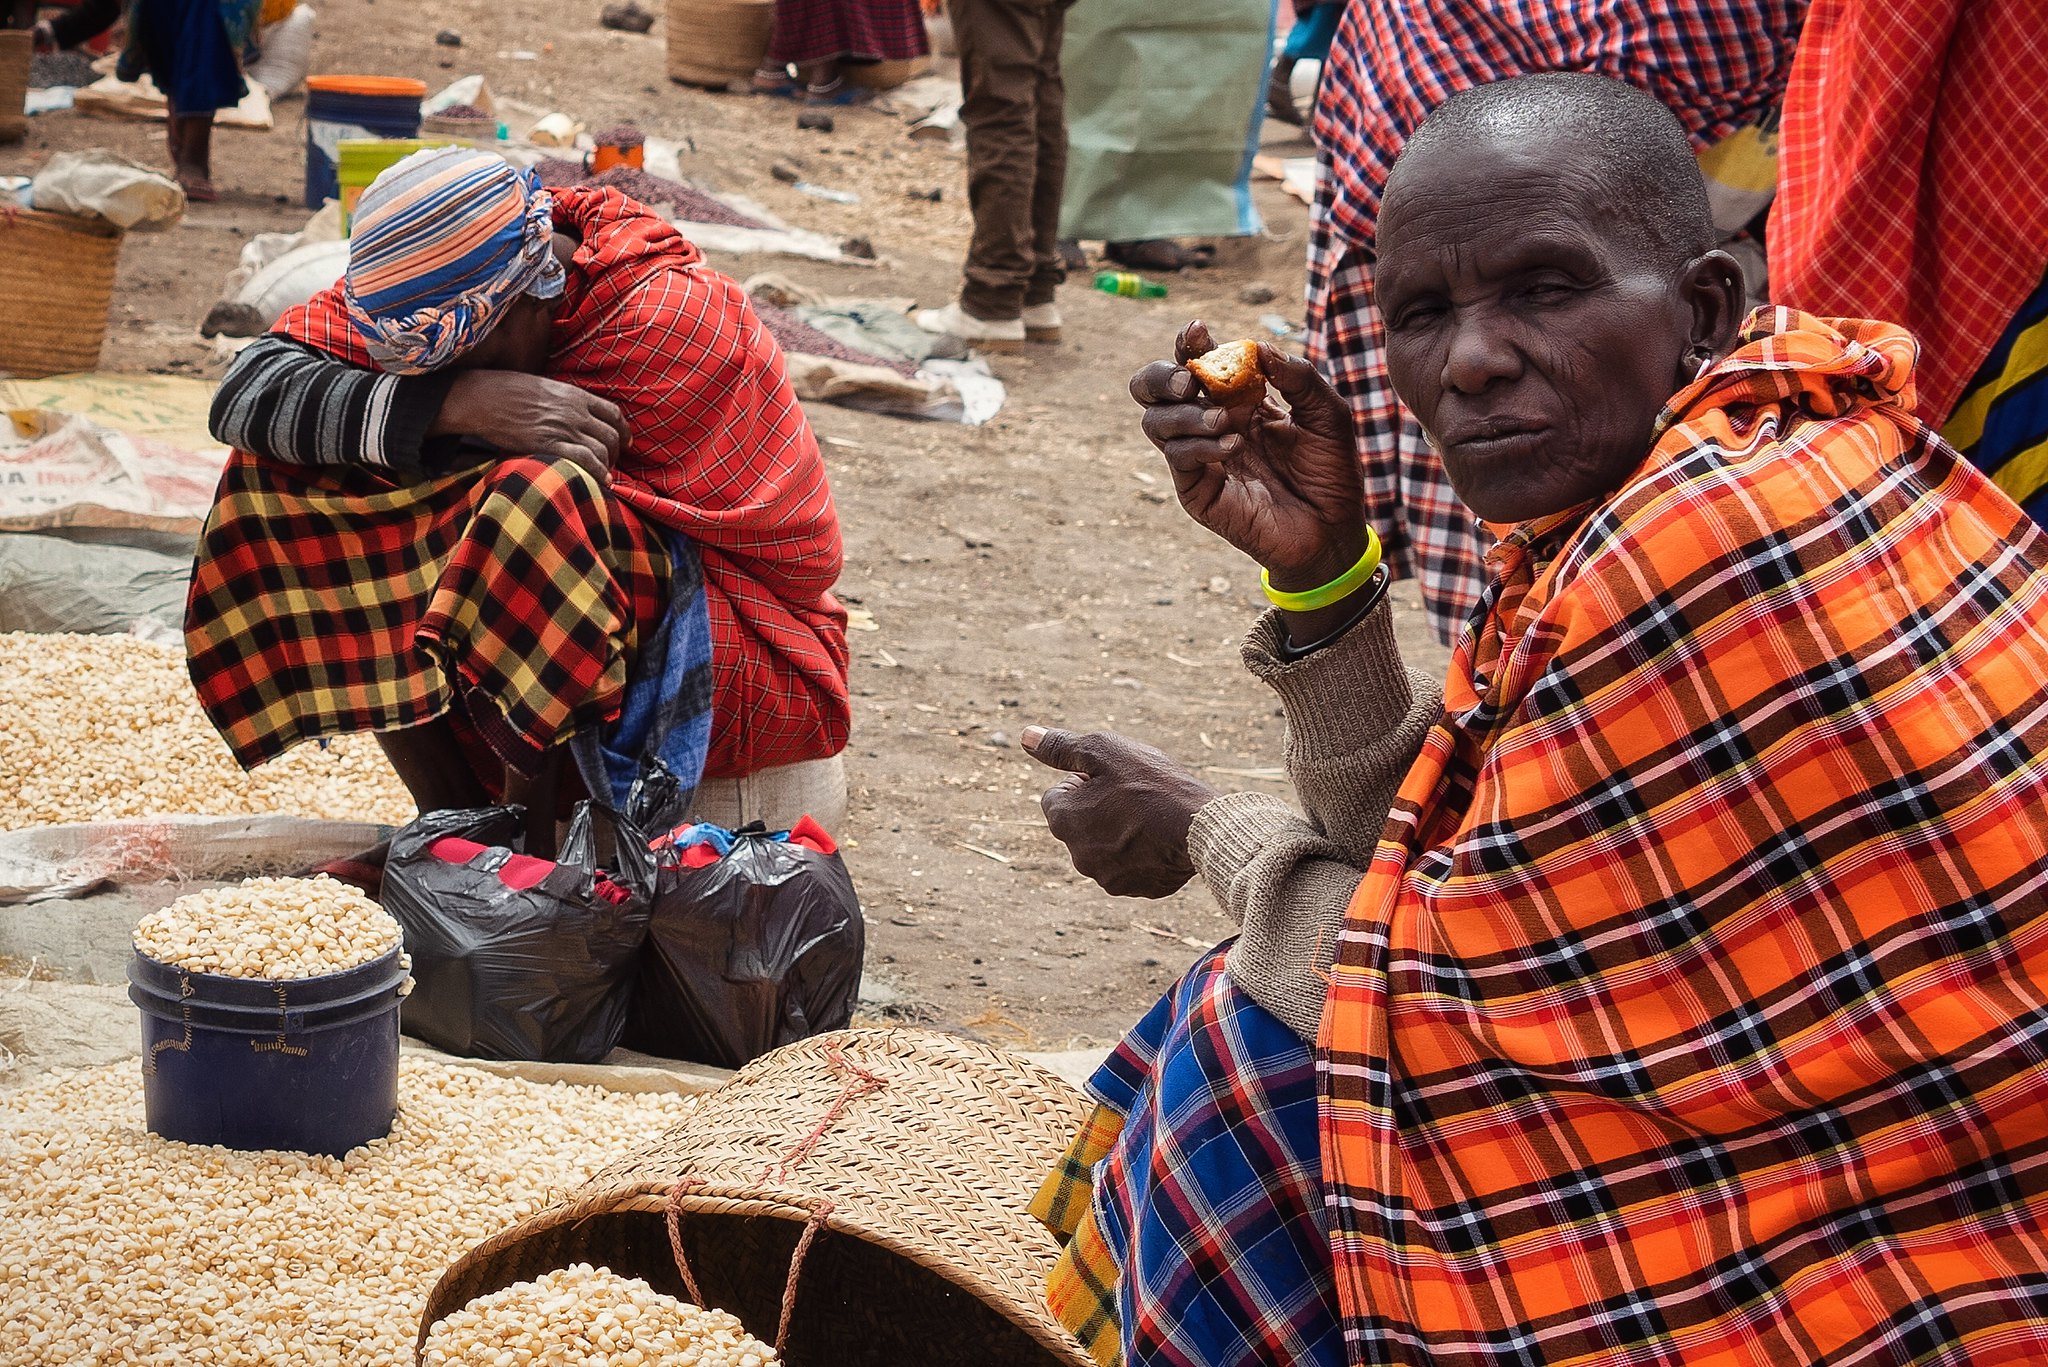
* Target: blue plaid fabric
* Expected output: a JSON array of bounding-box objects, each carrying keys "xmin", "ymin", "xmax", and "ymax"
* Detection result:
[{"xmin": 1084, "ymin": 944, "xmax": 1343, "ymax": 1367}]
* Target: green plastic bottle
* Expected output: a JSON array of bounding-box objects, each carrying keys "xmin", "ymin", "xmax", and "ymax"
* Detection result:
[{"xmin": 1094, "ymin": 270, "xmax": 1168, "ymax": 299}]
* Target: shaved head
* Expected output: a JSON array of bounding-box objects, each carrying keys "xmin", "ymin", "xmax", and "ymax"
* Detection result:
[{"xmin": 1386, "ymin": 72, "xmax": 1716, "ymax": 272}]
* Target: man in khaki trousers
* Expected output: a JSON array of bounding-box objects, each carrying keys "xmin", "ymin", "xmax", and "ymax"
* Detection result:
[{"xmin": 916, "ymin": 0, "xmax": 1073, "ymax": 349}]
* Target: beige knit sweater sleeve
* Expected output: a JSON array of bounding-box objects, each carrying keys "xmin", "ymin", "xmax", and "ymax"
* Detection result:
[{"xmin": 1185, "ymin": 601, "xmax": 1442, "ymax": 1041}]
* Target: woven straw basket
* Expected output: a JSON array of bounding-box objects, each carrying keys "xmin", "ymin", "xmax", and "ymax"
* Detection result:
[
  {"xmin": 846, "ymin": 55, "xmax": 934, "ymax": 91},
  {"xmin": 0, "ymin": 29, "xmax": 29, "ymax": 145},
  {"xmin": 0, "ymin": 208, "xmax": 122, "ymax": 378},
  {"xmin": 665, "ymin": 0, "xmax": 776, "ymax": 89},
  {"xmin": 418, "ymin": 1029, "xmax": 1096, "ymax": 1367}
]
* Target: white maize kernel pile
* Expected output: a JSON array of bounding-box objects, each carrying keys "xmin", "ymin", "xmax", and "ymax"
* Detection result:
[
  {"xmin": 133, "ymin": 875, "xmax": 403, "ymax": 979},
  {"xmin": 0, "ymin": 1058, "xmax": 694, "ymax": 1367},
  {"xmin": 0, "ymin": 632, "xmax": 416, "ymax": 831},
  {"xmin": 423, "ymin": 1264, "xmax": 778, "ymax": 1367}
]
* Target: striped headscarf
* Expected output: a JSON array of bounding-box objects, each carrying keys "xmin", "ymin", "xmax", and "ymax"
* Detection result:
[{"xmin": 343, "ymin": 147, "xmax": 566, "ymax": 375}]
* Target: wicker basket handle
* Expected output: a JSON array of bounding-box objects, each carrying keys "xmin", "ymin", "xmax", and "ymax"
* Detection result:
[{"xmin": 665, "ymin": 1177, "xmax": 836, "ymax": 1357}]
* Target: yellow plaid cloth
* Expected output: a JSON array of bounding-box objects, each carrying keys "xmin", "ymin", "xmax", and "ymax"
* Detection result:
[{"xmin": 1031, "ymin": 1104, "xmax": 1124, "ymax": 1367}]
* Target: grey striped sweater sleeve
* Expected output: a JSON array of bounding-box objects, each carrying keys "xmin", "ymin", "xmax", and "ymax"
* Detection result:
[{"xmin": 208, "ymin": 335, "xmax": 457, "ymax": 471}]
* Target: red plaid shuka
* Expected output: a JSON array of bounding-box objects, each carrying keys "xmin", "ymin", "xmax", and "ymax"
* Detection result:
[
  {"xmin": 1300, "ymin": 0, "xmax": 1804, "ymax": 643},
  {"xmin": 187, "ymin": 188, "xmax": 849, "ymax": 781},
  {"xmin": 1770, "ymin": 0, "xmax": 2048, "ymax": 426},
  {"xmin": 1321, "ymin": 310, "xmax": 2048, "ymax": 1365},
  {"xmin": 765, "ymin": 0, "xmax": 931, "ymax": 68},
  {"xmin": 1310, "ymin": 0, "xmax": 1807, "ymax": 254}
]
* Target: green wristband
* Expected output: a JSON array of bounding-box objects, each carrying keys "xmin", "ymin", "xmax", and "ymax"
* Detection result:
[{"xmin": 1260, "ymin": 527, "xmax": 1384, "ymax": 612}]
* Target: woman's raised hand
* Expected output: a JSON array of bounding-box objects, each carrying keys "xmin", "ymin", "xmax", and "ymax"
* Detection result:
[{"xmin": 1131, "ymin": 320, "xmax": 1368, "ymax": 592}]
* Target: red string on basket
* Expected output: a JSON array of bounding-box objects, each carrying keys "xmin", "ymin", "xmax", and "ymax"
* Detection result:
[
  {"xmin": 775, "ymin": 1198, "xmax": 836, "ymax": 1358},
  {"xmin": 663, "ymin": 1175, "xmax": 708, "ymax": 1306},
  {"xmin": 762, "ymin": 1041, "xmax": 888, "ymax": 1186},
  {"xmin": 666, "ymin": 1044, "xmax": 886, "ymax": 1351}
]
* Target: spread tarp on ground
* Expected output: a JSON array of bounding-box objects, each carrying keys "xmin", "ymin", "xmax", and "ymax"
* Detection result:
[
  {"xmin": 1058, "ymin": 0, "xmax": 1274, "ymax": 242},
  {"xmin": 0, "ymin": 373, "xmax": 228, "ymax": 551}
]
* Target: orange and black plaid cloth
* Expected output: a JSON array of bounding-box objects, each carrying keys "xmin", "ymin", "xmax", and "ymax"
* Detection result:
[
  {"xmin": 187, "ymin": 188, "xmax": 849, "ymax": 780},
  {"xmin": 1320, "ymin": 309, "xmax": 2048, "ymax": 1365},
  {"xmin": 186, "ymin": 454, "xmax": 670, "ymax": 780},
  {"xmin": 1772, "ymin": 0, "xmax": 2048, "ymax": 426}
]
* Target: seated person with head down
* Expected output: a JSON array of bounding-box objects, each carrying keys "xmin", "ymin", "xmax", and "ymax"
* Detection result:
[
  {"xmin": 1025, "ymin": 73, "xmax": 2048, "ymax": 1367},
  {"xmin": 192, "ymin": 147, "xmax": 850, "ymax": 868}
]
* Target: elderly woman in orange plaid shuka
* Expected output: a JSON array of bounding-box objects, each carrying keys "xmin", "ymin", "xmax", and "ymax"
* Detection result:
[{"xmin": 1025, "ymin": 74, "xmax": 2048, "ymax": 1367}]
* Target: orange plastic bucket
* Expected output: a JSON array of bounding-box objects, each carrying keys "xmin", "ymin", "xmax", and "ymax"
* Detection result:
[
  {"xmin": 591, "ymin": 142, "xmax": 646, "ymax": 174},
  {"xmin": 306, "ymin": 75, "xmax": 429, "ymax": 99},
  {"xmin": 305, "ymin": 76, "xmax": 428, "ymax": 209}
]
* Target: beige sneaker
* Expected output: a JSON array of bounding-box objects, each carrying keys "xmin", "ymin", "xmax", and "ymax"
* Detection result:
[
  {"xmin": 1022, "ymin": 302, "xmax": 1062, "ymax": 344},
  {"xmin": 914, "ymin": 300, "xmax": 1026, "ymax": 350}
]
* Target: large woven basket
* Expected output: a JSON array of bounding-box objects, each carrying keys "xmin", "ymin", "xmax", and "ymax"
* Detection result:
[
  {"xmin": 846, "ymin": 55, "xmax": 933, "ymax": 91},
  {"xmin": 0, "ymin": 29, "xmax": 30, "ymax": 145},
  {"xmin": 0, "ymin": 209, "xmax": 123, "ymax": 378},
  {"xmin": 418, "ymin": 1029, "xmax": 1095, "ymax": 1367},
  {"xmin": 665, "ymin": 0, "xmax": 775, "ymax": 89}
]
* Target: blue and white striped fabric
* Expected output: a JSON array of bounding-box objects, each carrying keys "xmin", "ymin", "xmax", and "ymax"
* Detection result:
[{"xmin": 342, "ymin": 146, "xmax": 566, "ymax": 375}]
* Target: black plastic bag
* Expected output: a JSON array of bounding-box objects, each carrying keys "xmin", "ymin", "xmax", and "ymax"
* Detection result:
[
  {"xmin": 383, "ymin": 803, "xmax": 657, "ymax": 1064},
  {"xmin": 623, "ymin": 821, "xmax": 864, "ymax": 1068}
]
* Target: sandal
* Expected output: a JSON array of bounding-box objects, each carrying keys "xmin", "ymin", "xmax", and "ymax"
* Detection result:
[
  {"xmin": 752, "ymin": 67, "xmax": 801, "ymax": 98},
  {"xmin": 803, "ymin": 76, "xmax": 873, "ymax": 107},
  {"xmin": 1105, "ymin": 239, "xmax": 1216, "ymax": 272}
]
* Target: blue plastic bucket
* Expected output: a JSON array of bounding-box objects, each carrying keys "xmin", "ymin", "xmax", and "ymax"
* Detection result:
[
  {"xmin": 128, "ymin": 946, "xmax": 406, "ymax": 1156},
  {"xmin": 304, "ymin": 75, "xmax": 426, "ymax": 209}
]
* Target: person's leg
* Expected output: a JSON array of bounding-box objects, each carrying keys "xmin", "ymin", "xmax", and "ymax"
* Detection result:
[
  {"xmin": 799, "ymin": 57, "xmax": 843, "ymax": 92},
  {"xmin": 950, "ymin": 0, "xmax": 1044, "ymax": 322},
  {"xmin": 301, "ymin": 719, "xmax": 491, "ymax": 896},
  {"xmin": 500, "ymin": 744, "xmax": 569, "ymax": 860},
  {"xmin": 174, "ymin": 111, "xmax": 217, "ymax": 201},
  {"xmin": 163, "ymin": 98, "xmax": 185, "ymax": 175},
  {"xmin": 1267, "ymin": 54, "xmax": 1302, "ymax": 126},
  {"xmin": 1022, "ymin": 0, "xmax": 1070, "ymax": 312},
  {"xmin": 374, "ymin": 719, "xmax": 492, "ymax": 814}
]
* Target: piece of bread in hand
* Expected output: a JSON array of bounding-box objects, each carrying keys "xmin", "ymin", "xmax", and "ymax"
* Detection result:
[{"xmin": 1187, "ymin": 339, "xmax": 1266, "ymax": 406}]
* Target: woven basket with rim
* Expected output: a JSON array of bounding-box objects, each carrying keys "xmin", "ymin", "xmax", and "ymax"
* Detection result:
[
  {"xmin": 846, "ymin": 55, "xmax": 934, "ymax": 91},
  {"xmin": 417, "ymin": 1028, "xmax": 1095, "ymax": 1367},
  {"xmin": 665, "ymin": 0, "xmax": 775, "ymax": 90},
  {"xmin": 0, "ymin": 29, "xmax": 30, "ymax": 145},
  {"xmin": 0, "ymin": 208, "xmax": 122, "ymax": 378}
]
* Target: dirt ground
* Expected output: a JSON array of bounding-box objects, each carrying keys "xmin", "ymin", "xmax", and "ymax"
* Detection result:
[{"xmin": 0, "ymin": 0, "xmax": 1449, "ymax": 1049}]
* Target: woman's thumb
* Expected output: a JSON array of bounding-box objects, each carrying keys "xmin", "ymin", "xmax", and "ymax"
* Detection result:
[{"xmin": 1021, "ymin": 726, "xmax": 1094, "ymax": 775}]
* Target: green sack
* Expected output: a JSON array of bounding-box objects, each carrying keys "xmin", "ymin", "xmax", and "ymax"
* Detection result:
[{"xmin": 1059, "ymin": 0, "xmax": 1275, "ymax": 242}]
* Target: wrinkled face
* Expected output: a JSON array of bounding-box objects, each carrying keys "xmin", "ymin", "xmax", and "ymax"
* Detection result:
[{"xmin": 1376, "ymin": 132, "xmax": 1708, "ymax": 524}]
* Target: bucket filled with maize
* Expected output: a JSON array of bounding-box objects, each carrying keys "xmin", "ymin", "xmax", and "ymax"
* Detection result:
[{"xmin": 127, "ymin": 875, "xmax": 411, "ymax": 1156}]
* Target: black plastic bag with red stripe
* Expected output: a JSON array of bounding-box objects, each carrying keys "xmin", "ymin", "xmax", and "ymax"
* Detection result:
[{"xmin": 383, "ymin": 802, "xmax": 656, "ymax": 1063}]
